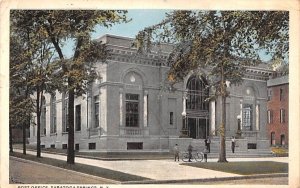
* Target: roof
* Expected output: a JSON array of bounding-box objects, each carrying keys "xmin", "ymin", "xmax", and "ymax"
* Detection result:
[
  {"xmin": 267, "ymin": 75, "xmax": 289, "ymax": 87},
  {"xmin": 95, "ymin": 34, "xmax": 174, "ymax": 53},
  {"xmin": 95, "ymin": 34, "xmax": 275, "ymax": 76}
]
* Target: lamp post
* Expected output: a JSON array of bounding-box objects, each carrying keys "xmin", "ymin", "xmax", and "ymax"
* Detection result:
[
  {"xmin": 181, "ymin": 91, "xmax": 188, "ymax": 137},
  {"xmin": 181, "ymin": 111, "xmax": 187, "ymax": 137},
  {"xmin": 236, "ymin": 114, "xmax": 242, "ymax": 138}
]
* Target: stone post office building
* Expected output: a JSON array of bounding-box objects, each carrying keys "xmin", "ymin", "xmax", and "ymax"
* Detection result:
[{"xmin": 28, "ymin": 34, "xmax": 274, "ymax": 153}]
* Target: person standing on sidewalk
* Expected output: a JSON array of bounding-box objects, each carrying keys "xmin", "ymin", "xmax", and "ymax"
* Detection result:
[
  {"xmin": 174, "ymin": 144, "xmax": 179, "ymax": 161},
  {"xmin": 203, "ymin": 146, "xmax": 209, "ymax": 162},
  {"xmin": 188, "ymin": 144, "xmax": 193, "ymax": 162},
  {"xmin": 206, "ymin": 136, "xmax": 211, "ymax": 153},
  {"xmin": 231, "ymin": 136, "xmax": 236, "ymax": 153}
]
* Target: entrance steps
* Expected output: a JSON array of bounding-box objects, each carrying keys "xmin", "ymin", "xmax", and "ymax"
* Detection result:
[
  {"xmin": 188, "ymin": 137, "xmax": 273, "ymax": 158},
  {"xmin": 205, "ymin": 151, "xmax": 274, "ymax": 159}
]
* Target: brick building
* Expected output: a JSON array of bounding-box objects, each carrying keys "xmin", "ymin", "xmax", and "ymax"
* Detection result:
[{"xmin": 267, "ymin": 75, "xmax": 289, "ymax": 147}]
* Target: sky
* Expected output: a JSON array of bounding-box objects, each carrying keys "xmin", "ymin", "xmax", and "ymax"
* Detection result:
[
  {"xmin": 63, "ymin": 10, "xmax": 170, "ymax": 58},
  {"xmin": 63, "ymin": 9, "xmax": 272, "ymax": 62},
  {"xmin": 91, "ymin": 10, "xmax": 171, "ymax": 39}
]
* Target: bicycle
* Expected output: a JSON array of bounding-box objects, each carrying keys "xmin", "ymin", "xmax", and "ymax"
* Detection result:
[{"xmin": 181, "ymin": 151, "xmax": 204, "ymax": 162}]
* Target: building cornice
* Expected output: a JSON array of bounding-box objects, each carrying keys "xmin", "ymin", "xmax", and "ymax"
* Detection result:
[
  {"xmin": 108, "ymin": 46, "xmax": 169, "ymax": 67},
  {"xmin": 98, "ymin": 34, "xmax": 275, "ymax": 80}
]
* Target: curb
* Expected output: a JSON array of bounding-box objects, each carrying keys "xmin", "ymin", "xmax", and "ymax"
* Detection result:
[
  {"xmin": 14, "ymin": 148, "xmax": 276, "ymax": 161},
  {"xmin": 10, "ymin": 156, "xmax": 120, "ymax": 184},
  {"xmin": 14, "ymin": 148, "xmax": 172, "ymax": 160},
  {"xmin": 122, "ymin": 173, "xmax": 288, "ymax": 184}
]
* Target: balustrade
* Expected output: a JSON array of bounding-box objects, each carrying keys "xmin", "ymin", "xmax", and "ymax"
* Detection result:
[
  {"xmin": 120, "ymin": 127, "xmax": 148, "ymax": 136},
  {"xmin": 241, "ymin": 131, "xmax": 258, "ymax": 138}
]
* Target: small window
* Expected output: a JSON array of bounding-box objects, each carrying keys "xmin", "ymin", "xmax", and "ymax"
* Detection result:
[
  {"xmin": 89, "ymin": 143, "xmax": 96, "ymax": 150},
  {"xmin": 63, "ymin": 92, "xmax": 69, "ymax": 133},
  {"xmin": 41, "ymin": 105, "xmax": 46, "ymax": 136},
  {"xmin": 75, "ymin": 144, "xmax": 80, "ymax": 151},
  {"xmin": 126, "ymin": 93, "xmax": 139, "ymax": 101},
  {"xmin": 75, "ymin": 105, "xmax": 81, "ymax": 131},
  {"xmin": 62, "ymin": 144, "xmax": 68, "ymax": 149},
  {"xmin": 271, "ymin": 132, "xmax": 276, "ymax": 146},
  {"xmin": 280, "ymin": 135, "xmax": 285, "ymax": 146},
  {"xmin": 127, "ymin": 142, "xmax": 143, "ymax": 150},
  {"xmin": 247, "ymin": 143, "xmax": 257, "ymax": 149},
  {"xmin": 50, "ymin": 94, "xmax": 57, "ymax": 134},
  {"xmin": 50, "ymin": 144, "xmax": 55, "ymax": 149},
  {"xmin": 267, "ymin": 89, "xmax": 272, "ymax": 101},
  {"xmin": 170, "ymin": 112, "xmax": 174, "ymax": 125},
  {"xmin": 41, "ymin": 145, "xmax": 45, "ymax": 149},
  {"xmin": 280, "ymin": 88, "xmax": 284, "ymax": 101},
  {"xmin": 94, "ymin": 96, "xmax": 100, "ymax": 128},
  {"xmin": 280, "ymin": 109, "xmax": 286, "ymax": 123},
  {"xmin": 267, "ymin": 110, "xmax": 273, "ymax": 124}
]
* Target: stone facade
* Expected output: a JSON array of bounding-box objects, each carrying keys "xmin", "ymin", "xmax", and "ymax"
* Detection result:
[
  {"xmin": 267, "ymin": 75, "xmax": 289, "ymax": 147},
  {"xmin": 28, "ymin": 34, "xmax": 274, "ymax": 152}
]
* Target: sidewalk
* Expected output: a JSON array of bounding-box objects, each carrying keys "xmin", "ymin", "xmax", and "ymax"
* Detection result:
[
  {"xmin": 14, "ymin": 149, "xmax": 288, "ymax": 182},
  {"xmin": 10, "ymin": 156, "xmax": 119, "ymax": 184}
]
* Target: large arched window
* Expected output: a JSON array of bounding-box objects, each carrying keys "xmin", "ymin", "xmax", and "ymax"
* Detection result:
[{"xmin": 186, "ymin": 76, "xmax": 209, "ymax": 110}]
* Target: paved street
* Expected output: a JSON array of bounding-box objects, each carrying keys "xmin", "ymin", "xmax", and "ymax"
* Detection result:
[
  {"xmin": 177, "ymin": 177, "xmax": 288, "ymax": 185},
  {"xmin": 9, "ymin": 156, "xmax": 118, "ymax": 184},
  {"xmin": 13, "ymin": 149, "xmax": 288, "ymax": 182}
]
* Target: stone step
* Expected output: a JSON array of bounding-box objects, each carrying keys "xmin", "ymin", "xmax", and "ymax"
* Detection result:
[{"xmin": 205, "ymin": 152, "xmax": 274, "ymax": 158}]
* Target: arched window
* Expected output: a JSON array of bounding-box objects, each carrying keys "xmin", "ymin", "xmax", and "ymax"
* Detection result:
[{"xmin": 186, "ymin": 76, "xmax": 209, "ymax": 110}]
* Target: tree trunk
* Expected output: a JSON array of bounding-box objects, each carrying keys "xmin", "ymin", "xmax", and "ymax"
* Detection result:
[
  {"xmin": 9, "ymin": 124, "xmax": 13, "ymax": 153},
  {"xmin": 36, "ymin": 90, "xmax": 41, "ymax": 158},
  {"xmin": 67, "ymin": 86, "xmax": 75, "ymax": 164},
  {"xmin": 218, "ymin": 64, "xmax": 228, "ymax": 163},
  {"xmin": 22, "ymin": 122, "xmax": 27, "ymax": 155},
  {"xmin": 218, "ymin": 95, "xmax": 228, "ymax": 162}
]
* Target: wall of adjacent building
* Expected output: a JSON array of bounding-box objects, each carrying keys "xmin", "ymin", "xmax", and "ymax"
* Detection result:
[{"xmin": 267, "ymin": 78, "xmax": 289, "ymax": 146}]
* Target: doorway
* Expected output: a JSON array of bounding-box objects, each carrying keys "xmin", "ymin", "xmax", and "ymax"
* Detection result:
[{"xmin": 187, "ymin": 118, "xmax": 209, "ymax": 139}]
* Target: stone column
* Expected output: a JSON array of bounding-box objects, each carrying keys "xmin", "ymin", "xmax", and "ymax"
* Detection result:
[
  {"xmin": 182, "ymin": 91, "xmax": 187, "ymax": 130},
  {"xmin": 144, "ymin": 90, "xmax": 148, "ymax": 127},
  {"xmin": 240, "ymin": 99, "xmax": 243, "ymax": 130},
  {"xmin": 119, "ymin": 88, "xmax": 123, "ymax": 126},
  {"xmin": 210, "ymin": 100, "xmax": 216, "ymax": 135},
  {"xmin": 256, "ymin": 102, "xmax": 260, "ymax": 131}
]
